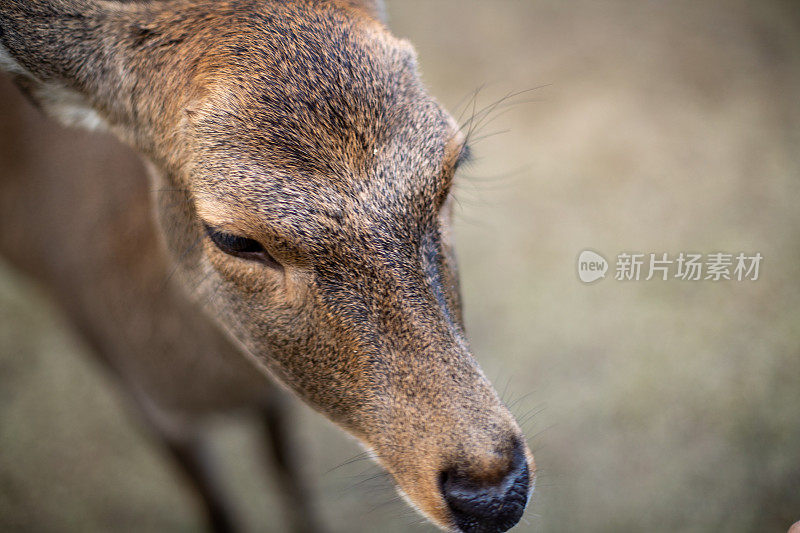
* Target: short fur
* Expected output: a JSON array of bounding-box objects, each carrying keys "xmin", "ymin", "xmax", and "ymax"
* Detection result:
[{"xmin": 0, "ymin": 1, "xmax": 534, "ymax": 530}]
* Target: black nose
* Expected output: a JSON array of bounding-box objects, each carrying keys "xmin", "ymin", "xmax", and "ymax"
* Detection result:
[{"xmin": 440, "ymin": 441, "xmax": 530, "ymax": 533}]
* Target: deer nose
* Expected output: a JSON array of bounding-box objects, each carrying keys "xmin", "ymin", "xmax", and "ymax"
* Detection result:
[{"xmin": 440, "ymin": 440, "xmax": 530, "ymax": 533}]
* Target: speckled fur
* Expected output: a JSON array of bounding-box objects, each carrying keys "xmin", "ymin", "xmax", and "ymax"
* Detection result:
[{"xmin": 0, "ymin": 1, "xmax": 534, "ymax": 529}]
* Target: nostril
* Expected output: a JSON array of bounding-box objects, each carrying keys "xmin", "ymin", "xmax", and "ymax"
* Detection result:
[{"xmin": 440, "ymin": 442, "xmax": 530, "ymax": 533}]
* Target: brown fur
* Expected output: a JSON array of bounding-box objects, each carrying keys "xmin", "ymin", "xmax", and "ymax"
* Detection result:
[{"xmin": 0, "ymin": 1, "xmax": 534, "ymax": 530}]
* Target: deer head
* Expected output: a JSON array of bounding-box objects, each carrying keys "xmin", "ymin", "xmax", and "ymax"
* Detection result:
[{"xmin": 0, "ymin": 1, "xmax": 534, "ymax": 530}]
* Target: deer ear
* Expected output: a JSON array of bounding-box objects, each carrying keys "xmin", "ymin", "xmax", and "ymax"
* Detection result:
[
  {"xmin": 341, "ymin": 0, "xmax": 388, "ymax": 23},
  {"xmin": 0, "ymin": 1, "xmax": 151, "ymax": 131}
]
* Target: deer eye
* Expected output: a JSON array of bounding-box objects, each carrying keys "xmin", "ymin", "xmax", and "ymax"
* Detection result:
[{"xmin": 204, "ymin": 225, "xmax": 282, "ymax": 270}]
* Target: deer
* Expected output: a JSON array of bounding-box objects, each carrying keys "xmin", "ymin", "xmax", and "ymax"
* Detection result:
[{"xmin": 0, "ymin": 1, "xmax": 534, "ymax": 532}]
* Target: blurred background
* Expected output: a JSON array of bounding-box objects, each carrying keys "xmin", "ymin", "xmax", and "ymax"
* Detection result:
[{"xmin": 1, "ymin": 0, "xmax": 799, "ymax": 531}]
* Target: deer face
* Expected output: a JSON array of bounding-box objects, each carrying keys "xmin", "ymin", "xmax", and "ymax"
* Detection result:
[{"xmin": 1, "ymin": 1, "xmax": 534, "ymax": 530}]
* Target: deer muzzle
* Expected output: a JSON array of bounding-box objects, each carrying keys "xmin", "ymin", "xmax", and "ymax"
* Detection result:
[{"xmin": 357, "ymin": 350, "xmax": 535, "ymax": 533}]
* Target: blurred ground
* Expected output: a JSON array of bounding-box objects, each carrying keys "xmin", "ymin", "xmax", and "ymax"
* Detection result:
[{"xmin": 1, "ymin": 0, "xmax": 799, "ymax": 531}]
